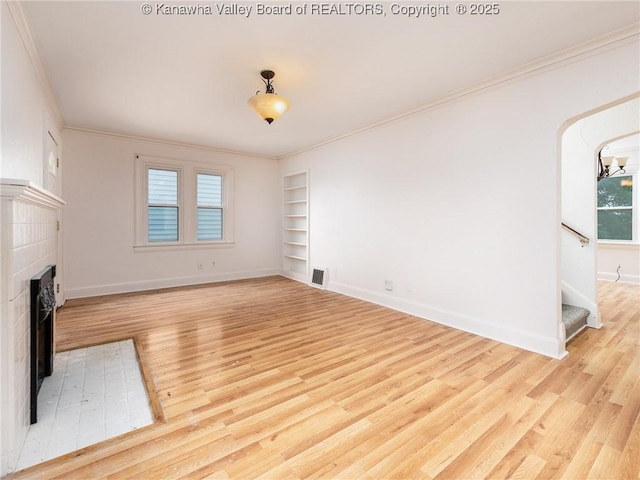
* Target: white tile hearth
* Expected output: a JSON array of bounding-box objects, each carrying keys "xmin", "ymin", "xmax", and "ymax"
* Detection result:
[{"xmin": 14, "ymin": 340, "xmax": 153, "ymax": 472}]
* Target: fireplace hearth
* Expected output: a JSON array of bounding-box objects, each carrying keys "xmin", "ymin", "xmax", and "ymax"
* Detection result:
[{"xmin": 30, "ymin": 265, "xmax": 56, "ymax": 424}]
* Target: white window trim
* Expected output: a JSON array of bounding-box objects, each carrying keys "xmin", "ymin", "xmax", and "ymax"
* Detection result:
[{"xmin": 134, "ymin": 154, "xmax": 234, "ymax": 251}]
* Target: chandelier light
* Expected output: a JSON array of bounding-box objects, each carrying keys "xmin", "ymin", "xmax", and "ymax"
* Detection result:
[
  {"xmin": 597, "ymin": 150, "xmax": 628, "ymax": 182},
  {"xmin": 247, "ymin": 70, "xmax": 290, "ymax": 124}
]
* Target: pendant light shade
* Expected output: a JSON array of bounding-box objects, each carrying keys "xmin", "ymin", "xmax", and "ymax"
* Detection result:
[{"xmin": 248, "ymin": 70, "xmax": 290, "ymax": 124}]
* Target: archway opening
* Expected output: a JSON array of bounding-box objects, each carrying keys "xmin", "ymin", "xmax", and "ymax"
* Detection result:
[{"xmin": 559, "ymin": 95, "xmax": 639, "ymax": 352}]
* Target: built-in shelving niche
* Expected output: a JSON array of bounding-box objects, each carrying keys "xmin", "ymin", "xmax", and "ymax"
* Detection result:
[{"xmin": 282, "ymin": 171, "xmax": 309, "ymax": 282}]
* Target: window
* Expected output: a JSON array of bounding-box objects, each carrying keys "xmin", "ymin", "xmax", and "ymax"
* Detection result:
[
  {"xmin": 148, "ymin": 168, "xmax": 179, "ymax": 242},
  {"xmin": 597, "ymin": 175, "xmax": 633, "ymax": 241},
  {"xmin": 197, "ymin": 173, "xmax": 223, "ymax": 241},
  {"xmin": 135, "ymin": 155, "xmax": 234, "ymax": 250}
]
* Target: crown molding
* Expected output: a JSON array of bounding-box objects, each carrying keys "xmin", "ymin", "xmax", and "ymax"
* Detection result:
[
  {"xmin": 6, "ymin": 1, "xmax": 63, "ymax": 129},
  {"xmin": 63, "ymin": 126, "xmax": 278, "ymax": 161},
  {"xmin": 281, "ymin": 23, "xmax": 640, "ymax": 160}
]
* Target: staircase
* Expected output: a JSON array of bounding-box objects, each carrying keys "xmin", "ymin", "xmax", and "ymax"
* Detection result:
[{"xmin": 562, "ymin": 304, "xmax": 590, "ymax": 341}]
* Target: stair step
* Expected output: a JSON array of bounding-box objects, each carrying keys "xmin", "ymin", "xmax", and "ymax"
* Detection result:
[{"xmin": 562, "ymin": 304, "xmax": 590, "ymax": 341}]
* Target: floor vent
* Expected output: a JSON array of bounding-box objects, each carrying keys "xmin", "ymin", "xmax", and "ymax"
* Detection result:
[{"xmin": 311, "ymin": 268, "xmax": 329, "ymax": 289}]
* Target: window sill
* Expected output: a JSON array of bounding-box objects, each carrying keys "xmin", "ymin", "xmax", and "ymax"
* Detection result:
[
  {"xmin": 597, "ymin": 241, "xmax": 640, "ymax": 250},
  {"xmin": 134, "ymin": 242, "xmax": 235, "ymax": 253}
]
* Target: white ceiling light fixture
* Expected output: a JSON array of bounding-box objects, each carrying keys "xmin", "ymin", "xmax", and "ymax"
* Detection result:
[{"xmin": 247, "ymin": 70, "xmax": 290, "ymax": 124}]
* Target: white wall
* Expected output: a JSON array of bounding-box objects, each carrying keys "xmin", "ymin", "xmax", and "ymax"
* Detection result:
[
  {"xmin": 62, "ymin": 129, "xmax": 281, "ymax": 298},
  {"xmin": 1, "ymin": 3, "xmax": 62, "ymax": 183},
  {"xmin": 560, "ymin": 118, "xmax": 599, "ymax": 326},
  {"xmin": 280, "ymin": 40, "xmax": 640, "ymax": 359},
  {"xmin": 598, "ymin": 244, "xmax": 640, "ymax": 283},
  {"xmin": 1, "ymin": 2, "xmax": 63, "ymax": 474}
]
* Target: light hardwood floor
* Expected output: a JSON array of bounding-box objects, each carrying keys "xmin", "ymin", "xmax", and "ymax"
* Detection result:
[{"xmin": 8, "ymin": 277, "xmax": 639, "ymax": 479}]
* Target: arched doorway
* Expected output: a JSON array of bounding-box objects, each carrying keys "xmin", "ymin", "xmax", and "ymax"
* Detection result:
[{"xmin": 559, "ymin": 95, "xmax": 640, "ymax": 352}]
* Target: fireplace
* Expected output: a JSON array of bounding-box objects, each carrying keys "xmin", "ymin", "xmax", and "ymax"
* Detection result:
[{"xmin": 30, "ymin": 265, "xmax": 56, "ymax": 424}]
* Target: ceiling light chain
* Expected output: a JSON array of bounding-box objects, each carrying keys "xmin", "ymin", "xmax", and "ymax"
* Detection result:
[{"xmin": 262, "ymin": 73, "xmax": 275, "ymax": 94}]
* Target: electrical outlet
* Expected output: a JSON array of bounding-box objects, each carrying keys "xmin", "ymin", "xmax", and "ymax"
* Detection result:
[
  {"xmin": 211, "ymin": 261, "xmax": 216, "ymax": 269},
  {"xmin": 385, "ymin": 280, "xmax": 393, "ymax": 291},
  {"xmin": 197, "ymin": 262, "xmax": 203, "ymax": 270}
]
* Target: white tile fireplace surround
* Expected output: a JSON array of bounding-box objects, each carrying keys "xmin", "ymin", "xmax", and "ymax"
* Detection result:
[{"xmin": 1, "ymin": 179, "xmax": 64, "ymax": 475}]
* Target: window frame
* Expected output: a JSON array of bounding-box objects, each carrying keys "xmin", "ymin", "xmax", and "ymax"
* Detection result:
[
  {"xmin": 134, "ymin": 155, "xmax": 234, "ymax": 251},
  {"xmin": 596, "ymin": 173, "xmax": 636, "ymax": 243}
]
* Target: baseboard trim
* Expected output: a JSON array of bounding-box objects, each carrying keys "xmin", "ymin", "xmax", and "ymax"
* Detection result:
[
  {"xmin": 280, "ymin": 270, "xmax": 310, "ymax": 284},
  {"xmin": 65, "ymin": 268, "xmax": 280, "ymax": 299},
  {"xmin": 328, "ymin": 281, "xmax": 566, "ymax": 359},
  {"xmin": 597, "ymin": 272, "xmax": 640, "ymax": 285}
]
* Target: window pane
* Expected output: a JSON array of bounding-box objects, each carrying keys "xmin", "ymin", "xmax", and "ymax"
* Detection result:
[
  {"xmin": 597, "ymin": 176, "xmax": 632, "ymax": 208},
  {"xmin": 198, "ymin": 208, "xmax": 222, "ymax": 240},
  {"xmin": 148, "ymin": 206, "xmax": 178, "ymax": 242},
  {"xmin": 148, "ymin": 169, "xmax": 178, "ymax": 205},
  {"xmin": 197, "ymin": 174, "xmax": 222, "ymax": 206},
  {"xmin": 598, "ymin": 209, "xmax": 632, "ymax": 240}
]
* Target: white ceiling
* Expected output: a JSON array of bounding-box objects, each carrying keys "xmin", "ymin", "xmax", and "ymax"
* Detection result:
[{"xmin": 23, "ymin": 1, "xmax": 640, "ymax": 158}]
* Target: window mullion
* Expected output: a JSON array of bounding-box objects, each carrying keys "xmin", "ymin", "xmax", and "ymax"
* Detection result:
[
  {"xmin": 597, "ymin": 206, "xmax": 632, "ymax": 211},
  {"xmin": 182, "ymin": 165, "xmax": 194, "ymax": 244},
  {"xmin": 148, "ymin": 203, "xmax": 178, "ymax": 208}
]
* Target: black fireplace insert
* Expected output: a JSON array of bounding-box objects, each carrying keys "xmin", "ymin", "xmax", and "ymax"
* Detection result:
[{"xmin": 30, "ymin": 265, "xmax": 56, "ymax": 424}]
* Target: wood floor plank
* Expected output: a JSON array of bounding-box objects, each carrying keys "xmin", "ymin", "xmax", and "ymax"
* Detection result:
[
  {"xmin": 297, "ymin": 379, "xmax": 459, "ymax": 478},
  {"xmin": 511, "ymin": 454, "xmax": 547, "ymax": 479},
  {"xmin": 365, "ymin": 378, "xmax": 491, "ymax": 478},
  {"xmin": 604, "ymin": 380, "xmax": 640, "ymax": 451},
  {"xmin": 559, "ymin": 435, "xmax": 603, "ymax": 480},
  {"xmin": 588, "ymin": 444, "xmax": 624, "ymax": 480},
  {"xmin": 610, "ymin": 358, "xmax": 640, "ymax": 406},
  {"xmin": 7, "ymin": 277, "xmax": 639, "ymax": 479},
  {"xmin": 618, "ymin": 409, "xmax": 640, "ymax": 480}
]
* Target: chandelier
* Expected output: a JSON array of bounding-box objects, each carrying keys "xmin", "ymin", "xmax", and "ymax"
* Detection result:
[{"xmin": 597, "ymin": 150, "xmax": 628, "ymax": 182}]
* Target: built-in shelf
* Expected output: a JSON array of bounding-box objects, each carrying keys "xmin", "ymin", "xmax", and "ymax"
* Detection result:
[
  {"xmin": 282, "ymin": 171, "xmax": 309, "ymax": 281},
  {"xmin": 284, "ymin": 185, "xmax": 306, "ymax": 191},
  {"xmin": 284, "ymin": 255, "xmax": 307, "ymax": 261}
]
